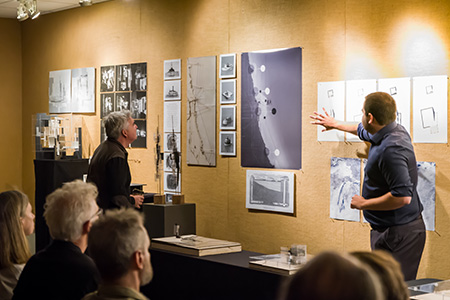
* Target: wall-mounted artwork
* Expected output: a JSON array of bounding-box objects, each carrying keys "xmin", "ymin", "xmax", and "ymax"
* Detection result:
[
  {"xmin": 219, "ymin": 53, "xmax": 236, "ymax": 79},
  {"xmin": 131, "ymin": 91, "xmax": 147, "ymax": 119},
  {"xmin": 378, "ymin": 77, "xmax": 411, "ymax": 134},
  {"xmin": 164, "ymin": 101, "xmax": 181, "ymax": 133},
  {"xmin": 131, "ymin": 119, "xmax": 147, "ymax": 148},
  {"xmin": 49, "ymin": 69, "xmax": 71, "ymax": 113},
  {"xmin": 413, "ymin": 75, "xmax": 448, "ymax": 143},
  {"xmin": 186, "ymin": 56, "xmax": 216, "ymax": 166},
  {"xmin": 220, "ymin": 105, "xmax": 236, "ymax": 130},
  {"xmin": 164, "ymin": 59, "xmax": 181, "ymax": 80},
  {"xmin": 246, "ymin": 170, "xmax": 294, "ymax": 214},
  {"xmin": 329, "ymin": 157, "xmax": 361, "ymax": 222},
  {"xmin": 100, "ymin": 66, "xmax": 115, "ymax": 92},
  {"xmin": 220, "ymin": 79, "xmax": 236, "ymax": 104},
  {"xmin": 345, "ymin": 79, "xmax": 377, "ymax": 142},
  {"xmin": 317, "ymin": 81, "xmax": 345, "ymax": 142},
  {"xmin": 164, "ymin": 171, "xmax": 181, "ymax": 193},
  {"xmin": 164, "ymin": 80, "xmax": 181, "ymax": 101},
  {"xmin": 100, "ymin": 121, "xmax": 107, "ymax": 142},
  {"xmin": 71, "ymin": 67, "xmax": 95, "ymax": 113},
  {"xmin": 241, "ymin": 47, "xmax": 302, "ymax": 170},
  {"xmin": 115, "ymin": 92, "xmax": 130, "ymax": 112},
  {"xmin": 164, "ymin": 152, "xmax": 181, "ymax": 172},
  {"xmin": 131, "ymin": 63, "xmax": 147, "ymax": 91},
  {"xmin": 219, "ymin": 131, "xmax": 236, "ymax": 156},
  {"xmin": 116, "ymin": 64, "xmax": 132, "ymax": 91},
  {"xmin": 101, "ymin": 93, "xmax": 114, "ymax": 118},
  {"xmin": 165, "ymin": 132, "xmax": 181, "ymax": 152},
  {"xmin": 417, "ymin": 161, "xmax": 436, "ymax": 231}
]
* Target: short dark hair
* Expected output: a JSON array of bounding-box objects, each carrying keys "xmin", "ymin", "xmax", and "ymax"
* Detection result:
[{"xmin": 364, "ymin": 92, "xmax": 397, "ymax": 125}]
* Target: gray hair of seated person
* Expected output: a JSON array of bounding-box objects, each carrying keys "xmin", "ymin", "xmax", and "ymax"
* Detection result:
[
  {"xmin": 87, "ymin": 208, "xmax": 148, "ymax": 281},
  {"xmin": 278, "ymin": 251, "xmax": 384, "ymax": 300},
  {"xmin": 44, "ymin": 180, "xmax": 98, "ymax": 242},
  {"xmin": 104, "ymin": 110, "xmax": 132, "ymax": 140}
]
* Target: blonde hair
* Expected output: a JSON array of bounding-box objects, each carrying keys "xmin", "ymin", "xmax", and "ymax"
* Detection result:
[
  {"xmin": 44, "ymin": 180, "xmax": 98, "ymax": 242},
  {"xmin": 0, "ymin": 190, "xmax": 32, "ymax": 268}
]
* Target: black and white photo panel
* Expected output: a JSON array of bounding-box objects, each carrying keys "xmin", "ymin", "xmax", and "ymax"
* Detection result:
[
  {"xmin": 131, "ymin": 119, "xmax": 146, "ymax": 148},
  {"xmin": 220, "ymin": 79, "xmax": 236, "ymax": 104},
  {"xmin": 165, "ymin": 132, "xmax": 181, "ymax": 152},
  {"xmin": 164, "ymin": 80, "xmax": 181, "ymax": 101},
  {"xmin": 220, "ymin": 105, "xmax": 236, "ymax": 130},
  {"xmin": 219, "ymin": 53, "xmax": 236, "ymax": 79},
  {"xmin": 164, "ymin": 171, "xmax": 181, "ymax": 193},
  {"xmin": 116, "ymin": 64, "xmax": 132, "ymax": 91},
  {"xmin": 164, "ymin": 59, "xmax": 181, "ymax": 80},
  {"xmin": 115, "ymin": 92, "xmax": 131, "ymax": 112},
  {"xmin": 100, "ymin": 65, "xmax": 115, "ymax": 92},
  {"xmin": 101, "ymin": 93, "xmax": 114, "ymax": 118},
  {"xmin": 131, "ymin": 63, "xmax": 147, "ymax": 91},
  {"xmin": 219, "ymin": 131, "xmax": 236, "ymax": 156},
  {"xmin": 131, "ymin": 91, "xmax": 147, "ymax": 119}
]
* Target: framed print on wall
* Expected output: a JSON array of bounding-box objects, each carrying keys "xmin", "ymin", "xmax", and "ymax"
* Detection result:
[
  {"xmin": 219, "ymin": 131, "xmax": 236, "ymax": 156},
  {"xmin": 220, "ymin": 79, "xmax": 236, "ymax": 104},
  {"xmin": 219, "ymin": 53, "xmax": 236, "ymax": 79},
  {"xmin": 220, "ymin": 105, "xmax": 236, "ymax": 130}
]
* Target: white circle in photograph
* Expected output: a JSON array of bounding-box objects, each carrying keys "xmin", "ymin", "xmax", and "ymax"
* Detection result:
[
  {"xmin": 274, "ymin": 149, "xmax": 280, "ymax": 156},
  {"xmin": 265, "ymin": 87, "xmax": 270, "ymax": 95},
  {"xmin": 260, "ymin": 65, "xmax": 266, "ymax": 72}
]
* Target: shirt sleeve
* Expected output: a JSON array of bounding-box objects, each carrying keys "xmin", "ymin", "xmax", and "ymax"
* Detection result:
[
  {"xmin": 379, "ymin": 146, "xmax": 414, "ymax": 197},
  {"xmin": 357, "ymin": 123, "xmax": 372, "ymax": 142},
  {"xmin": 105, "ymin": 157, "xmax": 133, "ymax": 208}
]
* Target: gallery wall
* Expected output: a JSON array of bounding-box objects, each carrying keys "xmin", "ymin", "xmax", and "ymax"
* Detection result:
[
  {"xmin": 15, "ymin": 0, "xmax": 450, "ymax": 278},
  {"xmin": 0, "ymin": 19, "xmax": 22, "ymax": 191}
]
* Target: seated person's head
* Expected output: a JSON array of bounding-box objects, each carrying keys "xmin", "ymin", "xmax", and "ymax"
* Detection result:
[
  {"xmin": 279, "ymin": 251, "xmax": 383, "ymax": 300},
  {"xmin": 87, "ymin": 208, "xmax": 153, "ymax": 286},
  {"xmin": 44, "ymin": 180, "xmax": 98, "ymax": 242},
  {"xmin": 0, "ymin": 190, "xmax": 34, "ymax": 268},
  {"xmin": 104, "ymin": 111, "xmax": 132, "ymax": 140},
  {"xmin": 351, "ymin": 250, "xmax": 409, "ymax": 300}
]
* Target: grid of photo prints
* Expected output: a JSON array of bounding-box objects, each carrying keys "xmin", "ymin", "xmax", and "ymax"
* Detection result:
[
  {"xmin": 163, "ymin": 59, "xmax": 182, "ymax": 200},
  {"xmin": 219, "ymin": 53, "xmax": 237, "ymax": 156},
  {"xmin": 100, "ymin": 63, "xmax": 147, "ymax": 148}
]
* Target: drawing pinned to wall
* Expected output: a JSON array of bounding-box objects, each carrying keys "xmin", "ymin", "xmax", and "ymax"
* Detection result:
[
  {"xmin": 164, "ymin": 171, "xmax": 181, "ymax": 193},
  {"xmin": 220, "ymin": 79, "xmax": 236, "ymax": 104},
  {"xmin": 413, "ymin": 75, "xmax": 448, "ymax": 143},
  {"xmin": 71, "ymin": 67, "xmax": 95, "ymax": 113},
  {"xmin": 131, "ymin": 119, "xmax": 147, "ymax": 148},
  {"xmin": 131, "ymin": 63, "xmax": 147, "ymax": 91},
  {"xmin": 417, "ymin": 161, "xmax": 436, "ymax": 231},
  {"xmin": 164, "ymin": 80, "xmax": 181, "ymax": 101},
  {"xmin": 219, "ymin": 131, "xmax": 236, "ymax": 156},
  {"xmin": 246, "ymin": 170, "xmax": 294, "ymax": 214},
  {"xmin": 317, "ymin": 81, "xmax": 345, "ymax": 142},
  {"xmin": 241, "ymin": 47, "xmax": 302, "ymax": 170},
  {"xmin": 164, "ymin": 101, "xmax": 181, "ymax": 133},
  {"xmin": 220, "ymin": 105, "xmax": 236, "ymax": 130},
  {"xmin": 186, "ymin": 56, "xmax": 216, "ymax": 166},
  {"xmin": 330, "ymin": 157, "xmax": 361, "ymax": 222},
  {"xmin": 100, "ymin": 66, "xmax": 115, "ymax": 92},
  {"xmin": 164, "ymin": 59, "xmax": 181, "ymax": 80},
  {"xmin": 165, "ymin": 132, "xmax": 181, "ymax": 152},
  {"xmin": 116, "ymin": 64, "xmax": 132, "ymax": 91},
  {"xmin": 219, "ymin": 53, "xmax": 236, "ymax": 79},
  {"xmin": 378, "ymin": 77, "xmax": 411, "ymax": 134},
  {"xmin": 49, "ymin": 69, "xmax": 71, "ymax": 113},
  {"xmin": 100, "ymin": 93, "xmax": 114, "ymax": 118},
  {"xmin": 345, "ymin": 79, "xmax": 377, "ymax": 142}
]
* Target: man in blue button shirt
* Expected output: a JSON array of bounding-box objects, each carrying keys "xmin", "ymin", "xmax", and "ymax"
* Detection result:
[{"xmin": 311, "ymin": 91, "xmax": 426, "ymax": 280}]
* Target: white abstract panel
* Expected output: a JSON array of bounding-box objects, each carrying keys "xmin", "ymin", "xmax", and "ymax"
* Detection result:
[
  {"xmin": 49, "ymin": 69, "xmax": 71, "ymax": 113},
  {"xmin": 164, "ymin": 101, "xmax": 181, "ymax": 133},
  {"xmin": 330, "ymin": 157, "xmax": 361, "ymax": 222},
  {"xmin": 71, "ymin": 67, "xmax": 95, "ymax": 113},
  {"xmin": 413, "ymin": 75, "xmax": 448, "ymax": 143},
  {"xmin": 417, "ymin": 161, "xmax": 436, "ymax": 231},
  {"xmin": 345, "ymin": 79, "xmax": 377, "ymax": 142},
  {"xmin": 378, "ymin": 77, "xmax": 411, "ymax": 134},
  {"xmin": 317, "ymin": 81, "xmax": 345, "ymax": 142}
]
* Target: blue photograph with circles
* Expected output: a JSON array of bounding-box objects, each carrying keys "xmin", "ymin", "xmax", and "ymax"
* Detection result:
[{"xmin": 241, "ymin": 47, "xmax": 302, "ymax": 170}]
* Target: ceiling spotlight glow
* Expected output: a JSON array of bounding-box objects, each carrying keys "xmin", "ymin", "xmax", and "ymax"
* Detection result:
[
  {"xmin": 79, "ymin": 0, "xmax": 92, "ymax": 7},
  {"xmin": 16, "ymin": 0, "xmax": 40, "ymax": 21}
]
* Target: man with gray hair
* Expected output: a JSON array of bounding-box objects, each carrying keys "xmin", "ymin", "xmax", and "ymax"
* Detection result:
[
  {"xmin": 82, "ymin": 209, "xmax": 153, "ymax": 300},
  {"xmin": 13, "ymin": 180, "xmax": 100, "ymax": 300},
  {"xmin": 88, "ymin": 110, "xmax": 144, "ymax": 210}
]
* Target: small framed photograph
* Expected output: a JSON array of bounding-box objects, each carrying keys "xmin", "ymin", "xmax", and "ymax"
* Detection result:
[
  {"xmin": 131, "ymin": 62, "xmax": 147, "ymax": 91},
  {"xmin": 164, "ymin": 171, "xmax": 181, "ymax": 193},
  {"xmin": 165, "ymin": 132, "xmax": 181, "ymax": 152},
  {"xmin": 219, "ymin": 131, "xmax": 236, "ymax": 156},
  {"xmin": 220, "ymin": 79, "xmax": 236, "ymax": 104},
  {"xmin": 164, "ymin": 59, "xmax": 181, "ymax": 80},
  {"xmin": 164, "ymin": 80, "xmax": 181, "ymax": 100},
  {"xmin": 164, "ymin": 152, "xmax": 181, "ymax": 172},
  {"xmin": 219, "ymin": 53, "xmax": 236, "ymax": 78},
  {"xmin": 131, "ymin": 91, "xmax": 147, "ymax": 119},
  {"xmin": 101, "ymin": 93, "xmax": 114, "ymax": 118},
  {"xmin": 116, "ymin": 64, "xmax": 132, "ymax": 91},
  {"xmin": 100, "ymin": 65, "xmax": 115, "ymax": 92},
  {"xmin": 115, "ymin": 92, "xmax": 130, "ymax": 112},
  {"xmin": 220, "ymin": 105, "xmax": 236, "ymax": 130}
]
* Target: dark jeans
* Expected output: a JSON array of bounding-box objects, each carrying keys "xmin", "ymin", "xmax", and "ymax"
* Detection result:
[{"xmin": 370, "ymin": 216, "xmax": 426, "ymax": 281}]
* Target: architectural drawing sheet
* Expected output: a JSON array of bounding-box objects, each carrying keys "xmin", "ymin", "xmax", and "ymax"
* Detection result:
[
  {"xmin": 330, "ymin": 157, "xmax": 361, "ymax": 222},
  {"xmin": 377, "ymin": 77, "xmax": 411, "ymax": 134},
  {"xmin": 186, "ymin": 56, "xmax": 216, "ymax": 166},
  {"xmin": 71, "ymin": 67, "xmax": 95, "ymax": 113},
  {"xmin": 317, "ymin": 81, "xmax": 345, "ymax": 142},
  {"xmin": 49, "ymin": 69, "xmax": 71, "ymax": 113},
  {"xmin": 164, "ymin": 101, "xmax": 181, "ymax": 133},
  {"xmin": 413, "ymin": 75, "xmax": 448, "ymax": 143},
  {"xmin": 417, "ymin": 161, "xmax": 436, "ymax": 231},
  {"xmin": 345, "ymin": 79, "xmax": 377, "ymax": 142}
]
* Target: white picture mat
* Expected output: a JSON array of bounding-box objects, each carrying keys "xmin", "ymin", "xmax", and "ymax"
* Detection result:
[
  {"xmin": 164, "ymin": 171, "xmax": 181, "ymax": 193},
  {"xmin": 164, "ymin": 101, "xmax": 181, "ymax": 133},
  {"xmin": 345, "ymin": 79, "xmax": 377, "ymax": 142},
  {"xmin": 412, "ymin": 75, "xmax": 448, "ymax": 143},
  {"xmin": 71, "ymin": 67, "xmax": 95, "ymax": 113},
  {"xmin": 219, "ymin": 131, "xmax": 236, "ymax": 156},
  {"xmin": 164, "ymin": 59, "xmax": 181, "ymax": 80},
  {"xmin": 219, "ymin": 53, "xmax": 236, "ymax": 79},
  {"xmin": 246, "ymin": 170, "xmax": 294, "ymax": 214},
  {"xmin": 164, "ymin": 80, "xmax": 181, "ymax": 101},
  {"xmin": 49, "ymin": 69, "xmax": 71, "ymax": 113},
  {"xmin": 317, "ymin": 81, "xmax": 345, "ymax": 142},
  {"xmin": 220, "ymin": 79, "xmax": 237, "ymax": 104},
  {"xmin": 219, "ymin": 105, "xmax": 236, "ymax": 130}
]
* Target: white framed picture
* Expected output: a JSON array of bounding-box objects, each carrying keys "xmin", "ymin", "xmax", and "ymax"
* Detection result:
[
  {"xmin": 219, "ymin": 53, "xmax": 236, "ymax": 78},
  {"xmin": 164, "ymin": 171, "xmax": 181, "ymax": 193},
  {"xmin": 219, "ymin": 131, "xmax": 236, "ymax": 156},
  {"xmin": 164, "ymin": 59, "xmax": 181, "ymax": 80},
  {"xmin": 220, "ymin": 79, "xmax": 236, "ymax": 104},
  {"xmin": 220, "ymin": 105, "xmax": 236, "ymax": 130},
  {"xmin": 164, "ymin": 80, "xmax": 181, "ymax": 101}
]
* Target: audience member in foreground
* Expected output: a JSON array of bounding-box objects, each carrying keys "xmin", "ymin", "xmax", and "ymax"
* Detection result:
[
  {"xmin": 278, "ymin": 251, "xmax": 384, "ymax": 300},
  {"xmin": 13, "ymin": 180, "xmax": 100, "ymax": 300},
  {"xmin": 351, "ymin": 250, "xmax": 409, "ymax": 300},
  {"xmin": 82, "ymin": 208, "xmax": 152, "ymax": 300},
  {"xmin": 0, "ymin": 191, "xmax": 34, "ymax": 300}
]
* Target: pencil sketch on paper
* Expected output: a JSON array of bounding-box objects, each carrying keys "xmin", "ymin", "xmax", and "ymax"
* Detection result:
[
  {"xmin": 49, "ymin": 69, "xmax": 71, "ymax": 113},
  {"xmin": 417, "ymin": 161, "xmax": 436, "ymax": 231},
  {"xmin": 330, "ymin": 157, "xmax": 361, "ymax": 222},
  {"xmin": 71, "ymin": 67, "xmax": 95, "ymax": 113},
  {"xmin": 186, "ymin": 56, "xmax": 216, "ymax": 166}
]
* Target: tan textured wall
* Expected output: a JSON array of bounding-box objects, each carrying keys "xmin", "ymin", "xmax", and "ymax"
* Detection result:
[
  {"xmin": 20, "ymin": 0, "xmax": 450, "ymax": 278},
  {"xmin": 0, "ymin": 19, "xmax": 22, "ymax": 191}
]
